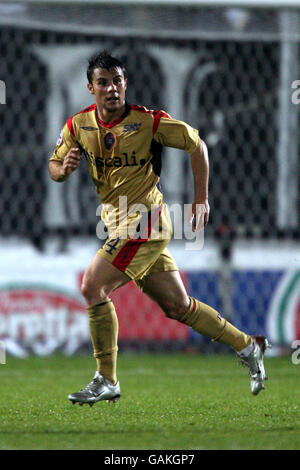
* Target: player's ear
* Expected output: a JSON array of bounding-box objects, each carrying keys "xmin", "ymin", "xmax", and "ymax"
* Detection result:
[{"xmin": 87, "ymin": 83, "xmax": 94, "ymax": 95}]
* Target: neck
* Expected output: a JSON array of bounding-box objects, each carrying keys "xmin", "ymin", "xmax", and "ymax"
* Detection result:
[{"xmin": 97, "ymin": 103, "xmax": 126, "ymax": 124}]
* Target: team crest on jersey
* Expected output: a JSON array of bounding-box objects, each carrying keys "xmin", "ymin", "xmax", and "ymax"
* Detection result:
[
  {"xmin": 56, "ymin": 130, "xmax": 63, "ymax": 146},
  {"xmin": 104, "ymin": 132, "xmax": 115, "ymax": 150}
]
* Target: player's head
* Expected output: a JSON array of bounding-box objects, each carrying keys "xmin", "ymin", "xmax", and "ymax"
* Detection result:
[
  {"xmin": 87, "ymin": 51, "xmax": 127, "ymax": 84},
  {"xmin": 87, "ymin": 51, "xmax": 127, "ymax": 114}
]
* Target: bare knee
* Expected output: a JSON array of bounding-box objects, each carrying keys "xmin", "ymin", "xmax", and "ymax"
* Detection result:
[
  {"xmin": 162, "ymin": 296, "xmax": 190, "ymax": 321},
  {"xmin": 80, "ymin": 253, "xmax": 131, "ymax": 307},
  {"xmin": 81, "ymin": 279, "xmax": 110, "ymax": 306}
]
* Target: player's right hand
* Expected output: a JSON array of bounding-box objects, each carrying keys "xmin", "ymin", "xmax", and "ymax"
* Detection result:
[{"xmin": 62, "ymin": 147, "xmax": 82, "ymax": 176}]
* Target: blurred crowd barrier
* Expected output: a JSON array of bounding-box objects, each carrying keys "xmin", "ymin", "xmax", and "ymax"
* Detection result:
[{"xmin": 0, "ymin": 239, "xmax": 299, "ymax": 356}]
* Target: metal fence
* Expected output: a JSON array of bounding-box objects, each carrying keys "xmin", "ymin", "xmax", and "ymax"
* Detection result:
[{"xmin": 0, "ymin": 3, "xmax": 299, "ymax": 251}]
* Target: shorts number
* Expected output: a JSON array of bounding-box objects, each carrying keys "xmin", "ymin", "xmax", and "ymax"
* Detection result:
[{"xmin": 105, "ymin": 237, "xmax": 121, "ymax": 255}]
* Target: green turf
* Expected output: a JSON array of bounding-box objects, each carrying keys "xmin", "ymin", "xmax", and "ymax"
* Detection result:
[{"xmin": 0, "ymin": 353, "xmax": 299, "ymax": 450}]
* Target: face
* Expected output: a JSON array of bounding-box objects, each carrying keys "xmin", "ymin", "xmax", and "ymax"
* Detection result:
[{"xmin": 87, "ymin": 66, "xmax": 127, "ymax": 114}]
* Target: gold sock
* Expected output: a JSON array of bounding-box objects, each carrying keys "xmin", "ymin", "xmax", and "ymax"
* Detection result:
[
  {"xmin": 87, "ymin": 300, "xmax": 118, "ymax": 384},
  {"xmin": 180, "ymin": 297, "xmax": 252, "ymax": 352},
  {"xmin": 95, "ymin": 352, "xmax": 118, "ymax": 385}
]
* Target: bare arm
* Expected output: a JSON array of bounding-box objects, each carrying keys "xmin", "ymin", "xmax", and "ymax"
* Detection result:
[
  {"xmin": 48, "ymin": 147, "xmax": 82, "ymax": 182},
  {"xmin": 190, "ymin": 139, "xmax": 210, "ymax": 230}
]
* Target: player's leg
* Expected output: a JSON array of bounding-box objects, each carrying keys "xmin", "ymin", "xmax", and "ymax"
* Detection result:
[
  {"xmin": 138, "ymin": 269, "xmax": 271, "ymax": 394},
  {"xmin": 138, "ymin": 270, "xmax": 252, "ymax": 352},
  {"xmin": 81, "ymin": 253, "xmax": 130, "ymax": 385},
  {"xmin": 69, "ymin": 217, "xmax": 171, "ymax": 407},
  {"xmin": 69, "ymin": 205, "xmax": 172, "ymax": 406},
  {"xmin": 68, "ymin": 254, "xmax": 130, "ymax": 406}
]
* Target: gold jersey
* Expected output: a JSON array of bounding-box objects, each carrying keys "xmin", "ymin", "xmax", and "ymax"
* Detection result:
[{"xmin": 50, "ymin": 102, "xmax": 200, "ymax": 236}]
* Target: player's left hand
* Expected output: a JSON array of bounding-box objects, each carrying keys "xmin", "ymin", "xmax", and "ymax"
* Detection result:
[{"xmin": 189, "ymin": 199, "xmax": 210, "ymax": 231}]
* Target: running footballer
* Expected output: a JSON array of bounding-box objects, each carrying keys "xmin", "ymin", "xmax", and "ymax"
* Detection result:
[{"xmin": 49, "ymin": 52, "xmax": 271, "ymax": 406}]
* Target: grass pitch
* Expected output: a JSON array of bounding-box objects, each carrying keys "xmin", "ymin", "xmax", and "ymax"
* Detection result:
[{"xmin": 0, "ymin": 353, "xmax": 299, "ymax": 450}]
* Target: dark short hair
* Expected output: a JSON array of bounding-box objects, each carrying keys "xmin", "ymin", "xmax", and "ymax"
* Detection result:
[{"xmin": 87, "ymin": 51, "xmax": 127, "ymax": 84}]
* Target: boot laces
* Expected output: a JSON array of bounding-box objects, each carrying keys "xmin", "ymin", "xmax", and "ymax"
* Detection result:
[{"xmin": 80, "ymin": 376, "xmax": 104, "ymax": 393}]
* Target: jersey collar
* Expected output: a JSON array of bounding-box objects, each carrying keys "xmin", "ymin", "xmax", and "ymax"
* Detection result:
[{"xmin": 96, "ymin": 102, "xmax": 131, "ymax": 129}]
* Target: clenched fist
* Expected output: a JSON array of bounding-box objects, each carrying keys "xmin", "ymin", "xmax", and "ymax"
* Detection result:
[{"xmin": 62, "ymin": 147, "xmax": 82, "ymax": 176}]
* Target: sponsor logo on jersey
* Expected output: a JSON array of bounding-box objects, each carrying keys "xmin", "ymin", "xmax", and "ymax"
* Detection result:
[
  {"xmin": 104, "ymin": 132, "xmax": 115, "ymax": 150},
  {"xmin": 123, "ymin": 123, "xmax": 142, "ymax": 132},
  {"xmin": 95, "ymin": 151, "xmax": 145, "ymax": 168},
  {"xmin": 80, "ymin": 126, "xmax": 98, "ymax": 131},
  {"xmin": 80, "ymin": 146, "xmax": 146, "ymax": 170}
]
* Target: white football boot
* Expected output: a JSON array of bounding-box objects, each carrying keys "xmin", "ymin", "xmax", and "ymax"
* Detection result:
[
  {"xmin": 239, "ymin": 335, "xmax": 272, "ymax": 395},
  {"xmin": 68, "ymin": 371, "xmax": 121, "ymax": 407}
]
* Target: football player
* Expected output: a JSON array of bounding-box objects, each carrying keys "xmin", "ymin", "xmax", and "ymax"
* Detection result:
[{"xmin": 49, "ymin": 52, "xmax": 271, "ymax": 406}]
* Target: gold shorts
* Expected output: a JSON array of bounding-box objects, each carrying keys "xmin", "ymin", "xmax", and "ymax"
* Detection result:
[{"xmin": 97, "ymin": 204, "xmax": 178, "ymax": 281}]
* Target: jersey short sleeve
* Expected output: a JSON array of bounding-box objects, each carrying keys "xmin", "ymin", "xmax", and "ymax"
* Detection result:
[
  {"xmin": 49, "ymin": 120, "xmax": 77, "ymax": 162},
  {"xmin": 153, "ymin": 115, "xmax": 201, "ymax": 154}
]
